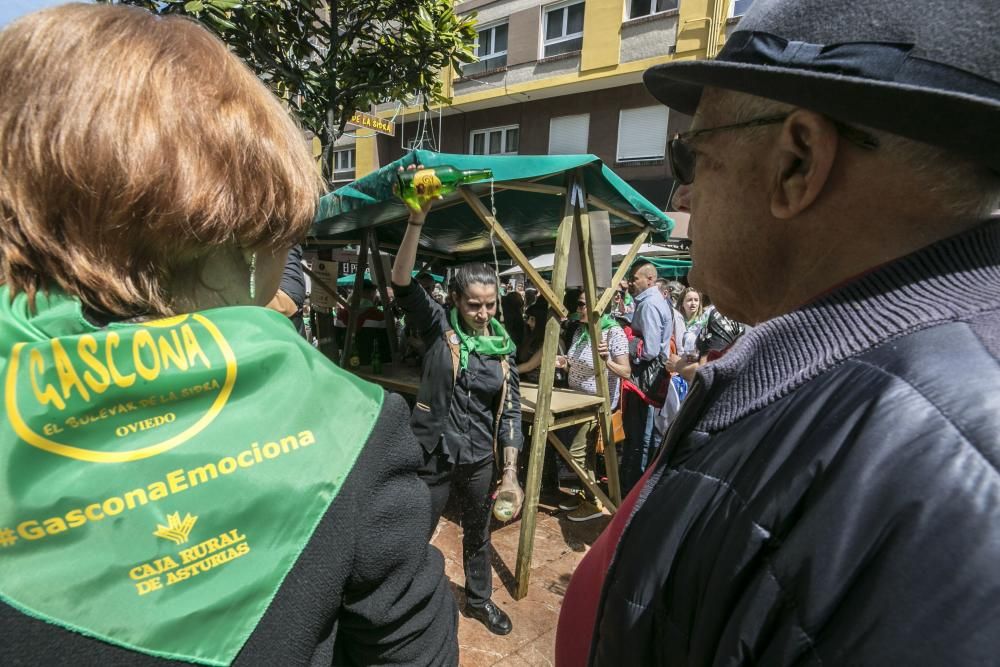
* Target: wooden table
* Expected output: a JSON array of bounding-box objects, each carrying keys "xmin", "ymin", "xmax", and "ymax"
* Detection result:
[
  {"xmin": 354, "ymin": 364, "xmax": 604, "ymax": 420},
  {"xmin": 353, "ymin": 363, "xmax": 616, "ymax": 512}
]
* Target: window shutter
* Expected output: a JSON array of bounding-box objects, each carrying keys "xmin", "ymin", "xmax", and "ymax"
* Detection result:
[
  {"xmin": 617, "ymin": 106, "xmax": 669, "ymax": 161},
  {"xmin": 548, "ymin": 114, "xmax": 590, "ymax": 155}
]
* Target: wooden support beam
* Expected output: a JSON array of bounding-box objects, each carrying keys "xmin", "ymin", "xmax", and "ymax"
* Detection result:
[
  {"xmin": 459, "ymin": 186, "xmax": 569, "ymax": 319},
  {"xmin": 366, "ymin": 230, "xmax": 400, "ymax": 365},
  {"xmin": 494, "ymin": 180, "xmax": 567, "ymax": 196},
  {"xmin": 302, "ymin": 264, "xmax": 350, "ymax": 310},
  {"xmin": 340, "ymin": 243, "xmax": 369, "ymax": 367},
  {"xmin": 547, "ymin": 432, "xmax": 616, "ymax": 513},
  {"xmin": 514, "ymin": 174, "xmax": 575, "ymax": 600},
  {"xmin": 586, "ymin": 194, "xmax": 647, "ymax": 229},
  {"xmin": 594, "ymin": 230, "xmax": 650, "ymax": 316},
  {"xmin": 549, "ymin": 413, "xmax": 603, "ymax": 430},
  {"xmin": 575, "ymin": 171, "xmax": 622, "ymax": 507}
]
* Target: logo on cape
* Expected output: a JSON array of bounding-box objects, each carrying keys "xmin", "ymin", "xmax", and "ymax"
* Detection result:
[
  {"xmin": 4, "ymin": 314, "xmax": 236, "ymax": 463},
  {"xmin": 154, "ymin": 512, "xmax": 198, "ymax": 545}
]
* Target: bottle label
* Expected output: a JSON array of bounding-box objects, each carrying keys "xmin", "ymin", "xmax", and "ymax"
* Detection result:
[{"xmin": 411, "ymin": 169, "xmax": 442, "ymax": 197}]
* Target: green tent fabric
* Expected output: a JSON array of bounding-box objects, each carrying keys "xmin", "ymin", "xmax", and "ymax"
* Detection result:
[
  {"xmin": 335, "ymin": 270, "xmax": 443, "ymax": 287},
  {"xmin": 311, "ymin": 150, "xmax": 673, "ymax": 264},
  {"xmin": 639, "ymin": 256, "xmax": 692, "ymax": 278}
]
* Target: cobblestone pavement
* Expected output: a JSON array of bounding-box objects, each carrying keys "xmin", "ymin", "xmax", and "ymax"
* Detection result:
[{"xmin": 431, "ymin": 488, "xmax": 611, "ymax": 667}]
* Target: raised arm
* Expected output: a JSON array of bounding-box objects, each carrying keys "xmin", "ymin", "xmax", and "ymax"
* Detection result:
[{"xmin": 390, "ymin": 168, "xmax": 435, "ymax": 287}]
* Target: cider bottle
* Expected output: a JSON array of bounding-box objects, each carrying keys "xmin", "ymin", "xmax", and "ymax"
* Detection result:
[
  {"xmin": 348, "ymin": 339, "xmax": 361, "ymax": 369},
  {"xmin": 396, "ymin": 166, "xmax": 493, "ymax": 211}
]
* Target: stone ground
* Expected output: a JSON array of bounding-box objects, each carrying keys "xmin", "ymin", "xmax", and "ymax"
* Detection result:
[{"xmin": 431, "ymin": 488, "xmax": 611, "ymax": 667}]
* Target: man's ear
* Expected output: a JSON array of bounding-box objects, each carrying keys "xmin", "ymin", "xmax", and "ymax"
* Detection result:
[{"xmin": 770, "ymin": 110, "xmax": 838, "ymax": 219}]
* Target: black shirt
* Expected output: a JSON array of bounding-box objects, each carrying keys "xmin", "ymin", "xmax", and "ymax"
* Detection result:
[
  {"xmin": 446, "ymin": 350, "xmax": 504, "ymax": 465},
  {"xmin": 280, "ymin": 244, "xmax": 306, "ymax": 336},
  {"xmin": 392, "ymin": 280, "xmax": 523, "ymax": 464}
]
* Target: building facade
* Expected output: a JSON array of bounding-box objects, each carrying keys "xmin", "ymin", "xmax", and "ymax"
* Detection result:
[{"xmin": 340, "ymin": 0, "xmax": 754, "ymax": 209}]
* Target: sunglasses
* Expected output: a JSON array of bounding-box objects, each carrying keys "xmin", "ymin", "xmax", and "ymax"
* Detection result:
[{"xmin": 667, "ymin": 113, "xmax": 880, "ymax": 185}]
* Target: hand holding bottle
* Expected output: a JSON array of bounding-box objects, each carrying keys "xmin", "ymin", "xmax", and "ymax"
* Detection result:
[{"xmin": 395, "ymin": 163, "xmax": 492, "ymax": 214}]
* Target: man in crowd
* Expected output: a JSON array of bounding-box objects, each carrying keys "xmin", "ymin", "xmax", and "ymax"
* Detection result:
[
  {"xmin": 619, "ymin": 261, "xmax": 674, "ymax": 494},
  {"xmin": 558, "ymin": 0, "xmax": 1000, "ymax": 664},
  {"xmin": 266, "ymin": 244, "xmax": 307, "ymax": 336}
]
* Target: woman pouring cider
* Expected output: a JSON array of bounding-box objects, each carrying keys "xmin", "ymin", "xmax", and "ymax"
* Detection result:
[{"xmin": 391, "ymin": 164, "xmax": 524, "ymax": 636}]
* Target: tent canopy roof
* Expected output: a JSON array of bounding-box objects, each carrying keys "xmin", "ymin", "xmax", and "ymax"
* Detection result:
[{"xmin": 310, "ymin": 150, "xmax": 673, "ymax": 264}]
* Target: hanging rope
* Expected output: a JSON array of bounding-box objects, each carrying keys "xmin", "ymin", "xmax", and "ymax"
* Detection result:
[{"xmin": 489, "ymin": 178, "xmax": 505, "ymax": 322}]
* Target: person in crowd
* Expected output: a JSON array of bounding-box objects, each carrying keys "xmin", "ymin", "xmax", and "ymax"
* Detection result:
[
  {"xmin": 501, "ymin": 290, "xmax": 526, "ymax": 350},
  {"xmin": 611, "ymin": 278, "xmax": 635, "ymax": 317},
  {"xmin": 558, "ymin": 0, "xmax": 1000, "ymax": 664},
  {"xmin": 665, "ymin": 280, "xmax": 685, "ymax": 308},
  {"xmin": 619, "ymin": 261, "xmax": 674, "ymax": 494},
  {"xmin": 516, "ymin": 299, "xmax": 550, "ymax": 384},
  {"xmin": 524, "ymin": 285, "xmax": 539, "ymax": 309},
  {"xmin": 416, "ymin": 271, "xmax": 438, "ymax": 298},
  {"xmin": 337, "ymin": 280, "xmax": 384, "ymax": 329},
  {"xmin": 555, "ymin": 293, "xmax": 631, "ymax": 522},
  {"xmin": 677, "ymin": 286, "xmax": 709, "ymax": 360},
  {"xmin": 654, "ymin": 278, "xmax": 671, "ymax": 301},
  {"xmin": 678, "ymin": 286, "xmax": 706, "ymax": 328},
  {"xmin": 0, "ymin": 5, "xmax": 457, "ymax": 666},
  {"xmin": 266, "ymin": 244, "xmax": 307, "ymax": 336},
  {"xmin": 391, "ymin": 182, "xmax": 524, "ymax": 637}
]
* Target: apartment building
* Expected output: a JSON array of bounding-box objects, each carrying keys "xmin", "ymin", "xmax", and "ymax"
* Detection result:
[{"xmin": 343, "ymin": 0, "xmax": 754, "ymax": 209}]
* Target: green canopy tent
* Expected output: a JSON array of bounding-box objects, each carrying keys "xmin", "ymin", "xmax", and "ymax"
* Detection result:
[
  {"xmin": 312, "ymin": 149, "xmax": 672, "ymax": 261},
  {"xmin": 308, "ymin": 150, "xmax": 673, "ymax": 599},
  {"xmin": 639, "ymin": 256, "xmax": 692, "ymax": 278}
]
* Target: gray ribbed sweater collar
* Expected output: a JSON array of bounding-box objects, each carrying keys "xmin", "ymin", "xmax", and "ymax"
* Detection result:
[{"xmin": 695, "ymin": 218, "xmax": 1000, "ymax": 433}]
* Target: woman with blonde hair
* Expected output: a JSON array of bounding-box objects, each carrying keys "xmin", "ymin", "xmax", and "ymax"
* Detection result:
[{"xmin": 0, "ymin": 4, "xmax": 456, "ymax": 665}]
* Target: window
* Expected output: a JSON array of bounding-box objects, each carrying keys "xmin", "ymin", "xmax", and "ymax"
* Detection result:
[
  {"xmin": 628, "ymin": 0, "xmax": 677, "ymax": 19},
  {"xmin": 334, "ymin": 148, "xmax": 355, "ymax": 172},
  {"xmin": 470, "ymin": 125, "xmax": 519, "ymax": 155},
  {"xmin": 616, "ymin": 106, "xmax": 669, "ymax": 162},
  {"xmin": 548, "ymin": 114, "xmax": 590, "ymax": 155},
  {"xmin": 463, "ymin": 22, "xmax": 508, "ymax": 76},
  {"xmin": 729, "ymin": 0, "xmax": 755, "ymax": 16},
  {"xmin": 543, "ymin": 0, "xmax": 585, "ymax": 58}
]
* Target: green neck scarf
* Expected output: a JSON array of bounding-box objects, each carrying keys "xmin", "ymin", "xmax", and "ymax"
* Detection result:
[
  {"xmin": 448, "ymin": 308, "xmax": 515, "ymax": 370},
  {"xmin": 576, "ymin": 314, "xmax": 619, "ymax": 344}
]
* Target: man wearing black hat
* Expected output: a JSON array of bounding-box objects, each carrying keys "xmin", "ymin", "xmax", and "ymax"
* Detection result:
[{"xmin": 557, "ymin": 0, "xmax": 1000, "ymax": 664}]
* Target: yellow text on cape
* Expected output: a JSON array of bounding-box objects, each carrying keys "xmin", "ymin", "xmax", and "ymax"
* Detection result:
[{"xmin": 28, "ymin": 325, "xmax": 211, "ymax": 411}]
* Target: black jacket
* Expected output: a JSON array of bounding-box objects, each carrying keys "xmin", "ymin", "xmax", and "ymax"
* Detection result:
[
  {"xmin": 392, "ymin": 281, "xmax": 522, "ymax": 461},
  {"xmin": 590, "ymin": 221, "xmax": 1000, "ymax": 665},
  {"xmin": 1, "ymin": 393, "xmax": 459, "ymax": 666}
]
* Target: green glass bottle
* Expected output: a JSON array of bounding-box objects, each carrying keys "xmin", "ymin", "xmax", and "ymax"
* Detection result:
[
  {"xmin": 396, "ymin": 165, "xmax": 493, "ymax": 211},
  {"xmin": 348, "ymin": 339, "xmax": 361, "ymax": 369}
]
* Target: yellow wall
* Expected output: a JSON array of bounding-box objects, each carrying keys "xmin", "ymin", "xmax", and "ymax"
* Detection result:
[
  {"xmin": 360, "ymin": 0, "xmax": 734, "ymax": 178},
  {"xmin": 580, "ymin": 0, "xmax": 622, "ymax": 72},
  {"xmin": 354, "ymin": 134, "xmax": 379, "ymax": 175},
  {"xmin": 675, "ymin": 0, "xmax": 730, "ymax": 60}
]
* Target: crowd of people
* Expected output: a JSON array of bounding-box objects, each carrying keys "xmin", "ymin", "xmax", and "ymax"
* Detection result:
[{"xmin": 2, "ymin": 0, "xmax": 999, "ymax": 666}]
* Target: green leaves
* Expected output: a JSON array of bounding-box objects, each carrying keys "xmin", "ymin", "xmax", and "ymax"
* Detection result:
[{"xmin": 97, "ymin": 0, "xmax": 477, "ymax": 185}]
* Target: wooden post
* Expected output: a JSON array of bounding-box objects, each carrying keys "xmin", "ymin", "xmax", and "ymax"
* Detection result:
[
  {"xmin": 594, "ymin": 229, "xmax": 651, "ymax": 316},
  {"xmin": 459, "ymin": 187, "xmax": 569, "ymax": 319},
  {"xmin": 513, "ymin": 174, "xmax": 575, "ymax": 600},
  {"xmin": 573, "ymin": 172, "xmax": 622, "ymax": 507},
  {"xmin": 302, "ymin": 264, "xmax": 351, "ymax": 310},
  {"xmin": 340, "ymin": 241, "xmax": 369, "ymax": 367},
  {"xmin": 366, "ymin": 229, "xmax": 400, "ymax": 364}
]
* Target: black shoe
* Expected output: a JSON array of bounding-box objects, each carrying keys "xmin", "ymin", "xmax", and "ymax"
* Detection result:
[{"xmin": 464, "ymin": 599, "xmax": 512, "ymax": 635}]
